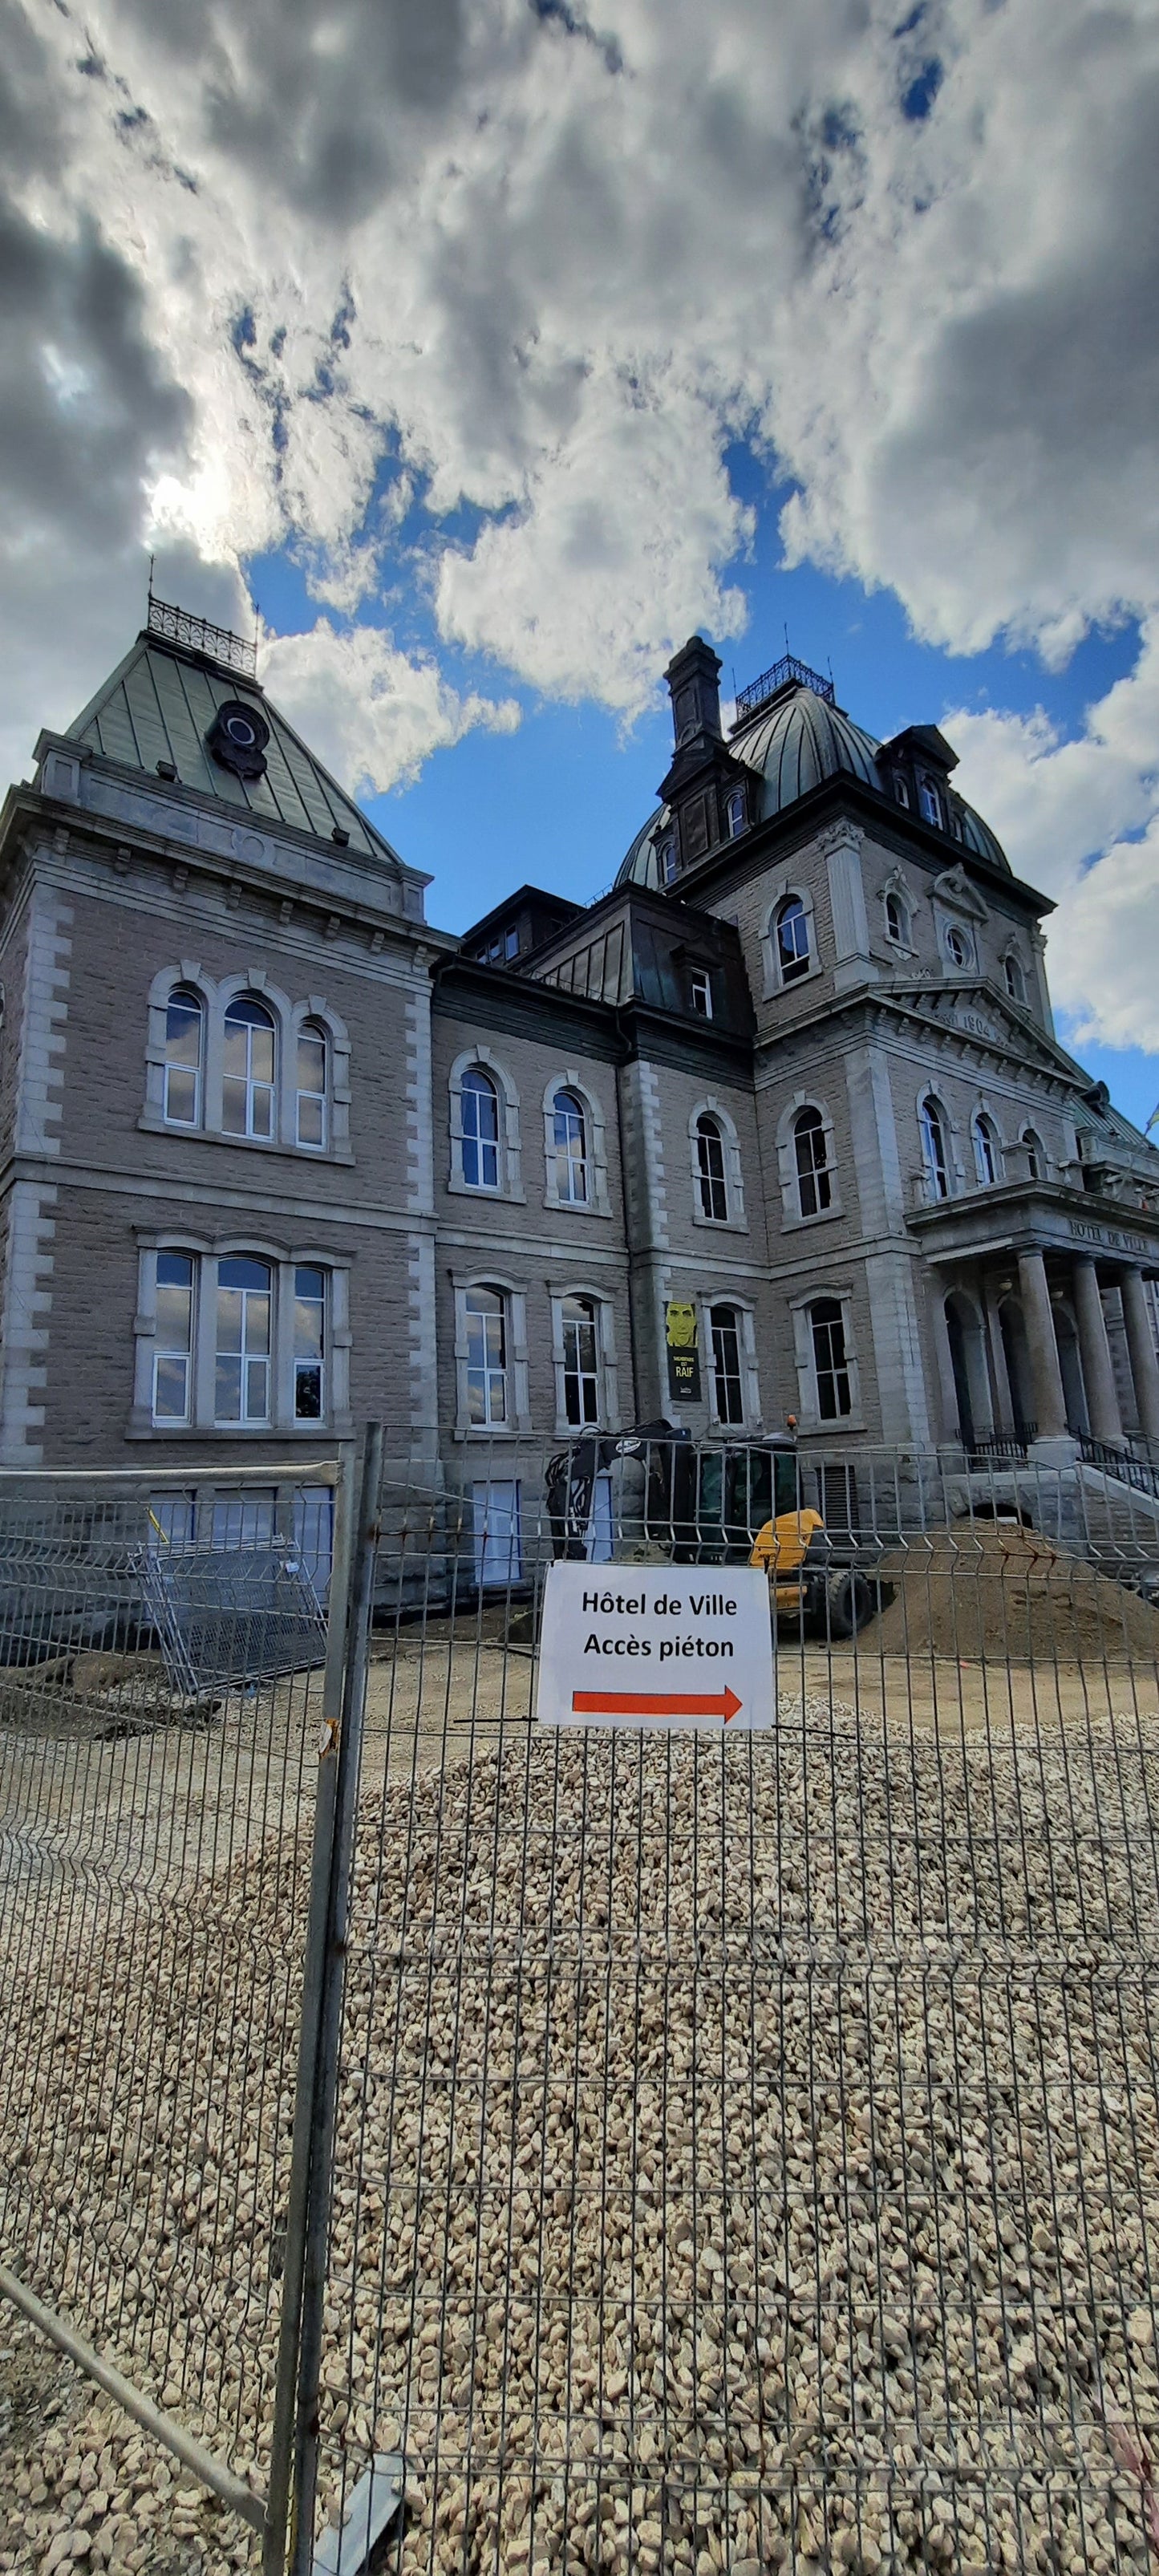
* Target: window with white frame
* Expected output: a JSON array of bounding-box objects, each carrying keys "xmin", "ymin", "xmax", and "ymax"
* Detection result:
[
  {"xmin": 1004, "ymin": 952, "xmax": 1026, "ymax": 1003},
  {"xmin": 1023, "ymin": 1128, "xmax": 1045, "ymax": 1180},
  {"xmin": 921, "ymin": 1096, "xmax": 951, "ymax": 1199},
  {"xmin": 140, "ymin": 1250, "xmax": 343, "ymax": 1434},
  {"xmin": 945, "ymin": 924, "xmax": 971, "ymax": 970},
  {"xmin": 561, "ymin": 1293, "xmax": 600, "ymax": 1426},
  {"xmin": 724, "ymin": 787, "xmax": 746, "ymax": 839},
  {"xmin": 461, "ymin": 1066, "xmax": 501, "ymax": 1191},
  {"xmin": 884, "ymin": 888, "xmax": 910, "ymax": 947},
  {"xmin": 551, "ymin": 1089, "xmax": 588, "ymax": 1204},
  {"xmin": 710, "ymin": 1304, "xmax": 744, "ymax": 1425},
  {"xmin": 153, "ymin": 1253, "xmax": 195, "ymax": 1422},
  {"xmin": 295, "ymin": 1024, "xmax": 327, "ymax": 1149},
  {"xmin": 659, "ymin": 836, "xmax": 678, "ymax": 884},
  {"xmin": 793, "ymin": 1107, "xmax": 833, "ymax": 1218},
  {"xmin": 810, "ymin": 1297, "xmax": 853, "ymax": 1419},
  {"xmin": 776, "ymin": 895, "xmax": 811, "ymax": 984},
  {"xmin": 465, "ymin": 1285, "xmax": 509, "ymax": 1426},
  {"xmin": 689, "ymin": 967, "xmax": 713, "ymax": 1019},
  {"xmin": 695, "ymin": 1114, "xmax": 728, "ymax": 1222},
  {"xmin": 973, "ymin": 1114, "xmax": 1001, "ymax": 1187},
  {"xmin": 222, "ymin": 995, "xmax": 276, "ymax": 1140},
  {"xmin": 164, "ymin": 988, "xmax": 204, "ymax": 1127},
  {"xmin": 919, "ymin": 778, "xmax": 943, "ymax": 829},
  {"xmin": 215, "ymin": 1256, "xmax": 273, "ymax": 1424},
  {"xmin": 894, "ymin": 774, "xmax": 910, "ymax": 809}
]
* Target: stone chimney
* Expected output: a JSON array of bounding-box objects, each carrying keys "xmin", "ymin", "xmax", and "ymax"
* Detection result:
[{"xmin": 664, "ymin": 636, "xmax": 723, "ymax": 757}]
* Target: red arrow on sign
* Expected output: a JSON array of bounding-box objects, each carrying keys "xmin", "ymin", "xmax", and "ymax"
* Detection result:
[{"xmin": 571, "ymin": 1685, "xmax": 744, "ymax": 1722}]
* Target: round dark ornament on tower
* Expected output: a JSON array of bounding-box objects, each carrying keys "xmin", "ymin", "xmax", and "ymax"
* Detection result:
[{"xmin": 205, "ymin": 697, "xmax": 269, "ymax": 778}]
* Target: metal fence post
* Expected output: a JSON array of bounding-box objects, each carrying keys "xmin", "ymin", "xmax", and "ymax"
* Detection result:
[
  {"xmin": 262, "ymin": 1441, "xmax": 359, "ymax": 2576},
  {"xmin": 263, "ymin": 1426, "xmax": 383, "ymax": 2576}
]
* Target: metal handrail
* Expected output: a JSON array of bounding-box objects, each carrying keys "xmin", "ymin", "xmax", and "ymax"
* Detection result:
[
  {"xmin": 734, "ymin": 652, "xmax": 836, "ymax": 721},
  {"xmin": 147, "ymin": 591, "xmax": 257, "ymax": 677}
]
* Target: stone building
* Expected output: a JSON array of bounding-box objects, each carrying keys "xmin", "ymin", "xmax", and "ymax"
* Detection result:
[{"xmin": 2, "ymin": 598, "xmax": 1158, "ymax": 1572}]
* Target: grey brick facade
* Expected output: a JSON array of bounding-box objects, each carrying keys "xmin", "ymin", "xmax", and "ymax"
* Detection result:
[{"xmin": 3, "ymin": 610, "xmax": 1159, "ymax": 1553}]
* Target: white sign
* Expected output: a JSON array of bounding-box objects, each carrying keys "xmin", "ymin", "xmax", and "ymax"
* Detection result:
[{"xmin": 534, "ymin": 1562, "xmax": 774, "ymax": 1730}]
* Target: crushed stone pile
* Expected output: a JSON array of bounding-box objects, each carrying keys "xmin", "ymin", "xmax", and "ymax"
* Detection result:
[
  {"xmin": 869, "ymin": 1518, "xmax": 1159, "ymax": 1665},
  {"xmin": 5, "ymin": 1709, "xmax": 1159, "ymax": 2574}
]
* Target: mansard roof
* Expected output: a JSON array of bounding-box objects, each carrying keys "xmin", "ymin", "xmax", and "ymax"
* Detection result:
[{"xmin": 66, "ymin": 619, "xmax": 406, "ymax": 873}]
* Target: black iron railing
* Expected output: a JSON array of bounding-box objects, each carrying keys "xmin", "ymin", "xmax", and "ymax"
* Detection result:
[
  {"xmin": 147, "ymin": 591, "xmax": 257, "ymax": 677},
  {"xmin": 1078, "ymin": 1432, "xmax": 1159, "ymax": 1498},
  {"xmin": 968, "ymin": 1430, "xmax": 1035, "ymax": 1464},
  {"xmin": 734, "ymin": 652, "xmax": 836, "ymax": 722}
]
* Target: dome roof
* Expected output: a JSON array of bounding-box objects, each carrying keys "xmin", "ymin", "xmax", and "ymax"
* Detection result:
[
  {"xmin": 615, "ymin": 805, "xmax": 674, "ymax": 892},
  {"xmin": 735, "ymin": 686, "xmax": 882, "ymax": 818},
  {"xmin": 613, "ymin": 682, "xmax": 1009, "ymax": 887}
]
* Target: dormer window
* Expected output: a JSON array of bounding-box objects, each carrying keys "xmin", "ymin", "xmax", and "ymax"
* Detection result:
[
  {"xmin": 894, "ymin": 774, "xmax": 910, "ymax": 809},
  {"xmin": 659, "ymin": 837, "xmax": 678, "ymax": 885},
  {"xmin": 724, "ymin": 787, "xmax": 746, "ymax": 839},
  {"xmin": 919, "ymin": 779, "xmax": 942, "ymax": 829},
  {"xmin": 505, "ymin": 928, "xmax": 519, "ymax": 960},
  {"xmin": 689, "ymin": 968, "xmax": 712, "ymax": 1019},
  {"xmin": 946, "ymin": 925, "xmax": 971, "ymax": 970}
]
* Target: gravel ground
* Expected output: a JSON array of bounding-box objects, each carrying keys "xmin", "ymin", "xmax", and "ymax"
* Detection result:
[{"xmin": 4, "ymin": 1673, "xmax": 1159, "ymax": 2574}]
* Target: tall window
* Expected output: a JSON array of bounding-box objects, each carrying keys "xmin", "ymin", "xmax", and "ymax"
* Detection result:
[
  {"xmin": 294, "ymin": 1267, "xmax": 326, "ymax": 1420},
  {"xmin": 689, "ymin": 968, "xmax": 713, "ymax": 1019},
  {"xmin": 811, "ymin": 1298, "xmax": 852, "ymax": 1420},
  {"xmin": 296, "ymin": 1024, "xmax": 327, "ymax": 1149},
  {"xmin": 973, "ymin": 1114, "xmax": 1000, "ymax": 1186},
  {"xmin": 164, "ymin": 988, "xmax": 204, "ymax": 1128},
  {"xmin": 153, "ymin": 1253, "xmax": 194, "ymax": 1423},
  {"xmin": 711, "ymin": 1305, "xmax": 744, "ymax": 1425},
  {"xmin": 465, "ymin": 1286, "xmax": 508, "ymax": 1426},
  {"xmin": 222, "ymin": 995, "xmax": 276, "ymax": 1140},
  {"xmin": 884, "ymin": 890, "xmax": 910, "ymax": 947},
  {"xmin": 919, "ymin": 779, "xmax": 942, "ymax": 828},
  {"xmin": 725, "ymin": 788, "xmax": 746, "ymax": 838},
  {"xmin": 1004, "ymin": 953, "xmax": 1026, "ymax": 1003},
  {"xmin": 893, "ymin": 774, "xmax": 910, "ymax": 809},
  {"xmin": 794, "ymin": 1107, "xmax": 833, "ymax": 1218},
  {"xmin": 695, "ymin": 1114, "xmax": 728, "ymax": 1222},
  {"xmin": 552, "ymin": 1089, "xmax": 588, "ymax": 1204},
  {"xmin": 776, "ymin": 896, "xmax": 811, "ymax": 984},
  {"xmin": 1023, "ymin": 1129, "xmax": 1044, "ymax": 1180},
  {"xmin": 461, "ymin": 1067, "xmax": 500, "ymax": 1191},
  {"xmin": 561, "ymin": 1294, "xmax": 600, "ymax": 1426},
  {"xmin": 215, "ymin": 1256, "xmax": 272, "ymax": 1425},
  {"xmin": 921, "ymin": 1097, "xmax": 950, "ymax": 1200},
  {"xmin": 659, "ymin": 837, "xmax": 678, "ymax": 884}
]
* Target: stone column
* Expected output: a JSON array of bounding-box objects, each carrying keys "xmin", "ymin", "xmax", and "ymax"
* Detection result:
[
  {"xmin": 1072, "ymin": 1256, "xmax": 1123, "ymax": 1444},
  {"xmin": 1017, "ymin": 1248, "xmax": 1069, "ymax": 1445},
  {"xmin": 1121, "ymin": 1268, "xmax": 1159, "ymax": 1446}
]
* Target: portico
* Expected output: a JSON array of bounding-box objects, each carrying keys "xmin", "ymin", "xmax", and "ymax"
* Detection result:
[{"xmin": 909, "ymin": 1178, "xmax": 1159, "ymax": 1462}]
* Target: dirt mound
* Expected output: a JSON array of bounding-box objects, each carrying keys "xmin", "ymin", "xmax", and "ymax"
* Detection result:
[{"xmin": 872, "ymin": 1515, "xmax": 1159, "ymax": 1663}]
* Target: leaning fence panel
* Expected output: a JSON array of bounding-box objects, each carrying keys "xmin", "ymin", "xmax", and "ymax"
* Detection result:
[
  {"xmin": 308, "ymin": 1433, "xmax": 1159, "ymax": 2576},
  {"xmin": 0, "ymin": 1462, "xmax": 345, "ymax": 2550}
]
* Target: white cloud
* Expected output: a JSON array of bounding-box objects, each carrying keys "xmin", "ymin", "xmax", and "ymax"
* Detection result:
[{"xmin": 261, "ymin": 620, "xmax": 520, "ymax": 796}]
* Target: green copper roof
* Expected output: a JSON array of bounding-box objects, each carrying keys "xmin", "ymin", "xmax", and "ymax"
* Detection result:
[{"xmin": 67, "ymin": 631, "xmax": 403, "ymax": 869}]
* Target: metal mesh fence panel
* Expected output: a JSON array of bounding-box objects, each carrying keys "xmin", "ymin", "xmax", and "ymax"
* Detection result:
[
  {"xmin": 307, "ymin": 1434, "xmax": 1159, "ymax": 2576},
  {"xmin": 0, "ymin": 1462, "xmax": 345, "ymax": 2546}
]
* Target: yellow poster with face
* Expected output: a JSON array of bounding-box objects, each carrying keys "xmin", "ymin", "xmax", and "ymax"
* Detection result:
[{"xmin": 665, "ymin": 1300, "xmax": 701, "ymax": 1402}]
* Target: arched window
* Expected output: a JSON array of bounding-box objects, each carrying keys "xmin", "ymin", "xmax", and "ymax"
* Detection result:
[
  {"xmin": 919, "ymin": 778, "xmax": 942, "ymax": 829},
  {"xmin": 1004, "ymin": 953, "xmax": 1026, "ymax": 1003},
  {"xmin": 793, "ymin": 1107, "xmax": 833, "ymax": 1219},
  {"xmin": 296, "ymin": 1022, "xmax": 328, "ymax": 1150},
  {"xmin": 695, "ymin": 1114, "xmax": 728, "ymax": 1222},
  {"xmin": 946, "ymin": 925, "xmax": 970, "ymax": 970},
  {"xmin": 710, "ymin": 1305, "xmax": 744, "ymax": 1425},
  {"xmin": 215, "ymin": 1256, "xmax": 272, "ymax": 1424},
  {"xmin": 153, "ymin": 1252, "xmax": 194, "ymax": 1422},
  {"xmin": 776, "ymin": 896, "xmax": 811, "ymax": 984},
  {"xmin": 973, "ymin": 1114, "xmax": 1001, "ymax": 1187},
  {"xmin": 461, "ymin": 1066, "xmax": 500, "ymax": 1191},
  {"xmin": 561, "ymin": 1294, "xmax": 599, "ymax": 1426},
  {"xmin": 659, "ymin": 836, "xmax": 678, "ymax": 885},
  {"xmin": 884, "ymin": 890, "xmax": 910, "ymax": 947},
  {"xmin": 464, "ymin": 1285, "xmax": 508, "ymax": 1425},
  {"xmin": 810, "ymin": 1298, "xmax": 852, "ymax": 1419},
  {"xmin": 552, "ymin": 1089, "xmax": 588, "ymax": 1205},
  {"xmin": 1023, "ymin": 1129, "xmax": 1044, "ymax": 1180},
  {"xmin": 724, "ymin": 788, "xmax": 746, "ymax": 839},
  {"xmin": 921, "ymin": 1097, "xmax": 950, "ymax": 1200},
  {"xmin": 164, "ymin": 987, "xmax": 204, "ymax": 1128},
  {"xmin": 222, "ymin": 995, "xmax": 276, "ymax": 1141}
]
